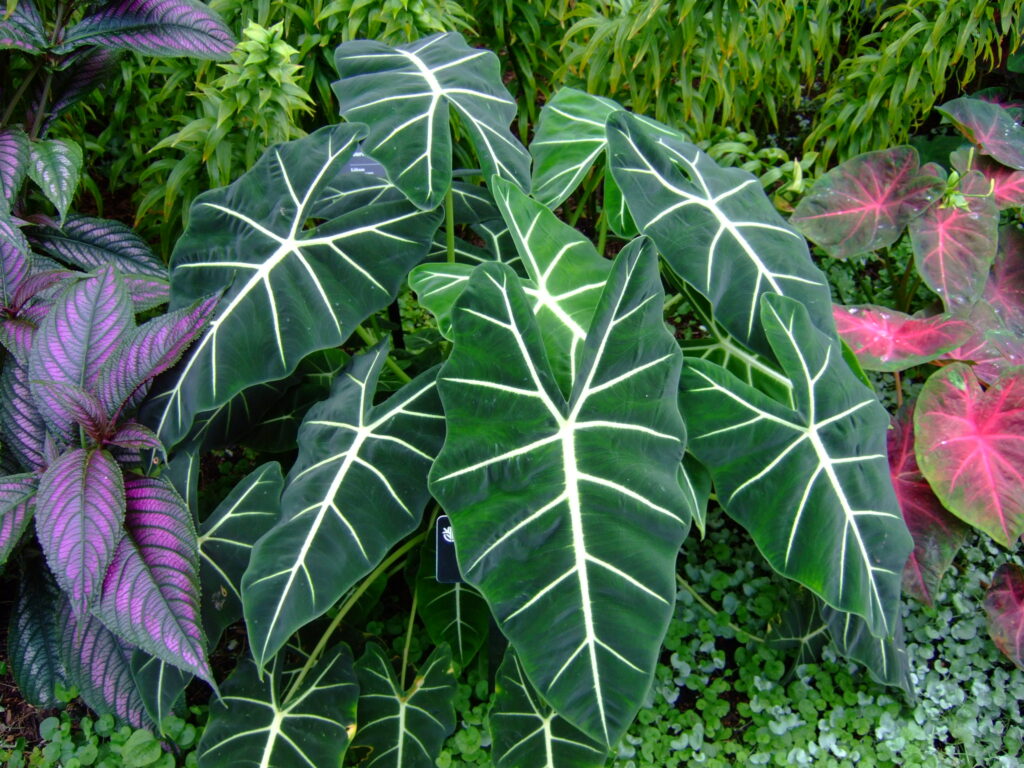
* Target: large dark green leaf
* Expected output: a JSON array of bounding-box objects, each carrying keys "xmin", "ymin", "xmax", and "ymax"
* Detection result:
[
  {"xmin": 242, "ymin": 344, "xmax": 445, "ymax": 667},
  {"xmin": 333, "ymin": 32, "xmax": 530, "ymax": 210},
  {"xmin": 197, "ymin": 644, "xmax": 359, "ymax": 768},
  {"xmin": 130, "ymin": 651, "xmax": 192, "ymax": 733},
  {"xmin": 429, "ymin": 240, "xmax": 688, "ymax": 745},
  {"xmin": 143, "ymin": 125, "xmax": 440, "ymax": 448},
  {"xmin": 607, "ymin": 112, "xmax": 833, "ymax": 358},
  {"xmin": 679, "ymin": 294, "xmax": 911, "ymax": 639},
  {"xmin": 822, "ymin": 605, "xmax": 912, "ymax": 693}
]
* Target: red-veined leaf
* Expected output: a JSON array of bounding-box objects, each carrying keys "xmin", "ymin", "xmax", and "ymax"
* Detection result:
[
  {"xmin": 984, "ymin": 225, "xmax": 1024, "ymax": 335},
  {"xmin": 888, "ymin": 404, "xmax": 970, "ymax": 606},
  {"xmin": 791, "ymin": 147, "xmax": 942, "ymax": 258},
  {"xmin": 951, "ymin": 148, "xmax": 1024, "ymax": 210},
  {"xmin": 943, "ymin": 302, "xmax": 1024, "ymax": 385},
  {"xmin": 984, "ymin": 563, "xmax": 1024, "ymax": 669},
  {"xmin": 938, "ymin": 97, "xmax": 1024, "ymax": 170},
  {"xmin": 909, "ymin": 171, "xmax": 998, "ymax": 310},
  {"xmin": 915, "ymin": 364, "xmax": 1024, "ymax": 548},
  {"xmin": 833, "ymin": 304, "xmax": 972, "ymax": 372}
]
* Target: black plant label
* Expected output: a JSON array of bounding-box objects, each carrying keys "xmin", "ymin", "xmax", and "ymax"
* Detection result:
[{"xmin": 435, "ymin": 515, "xmax": 462, "ymax": 584}]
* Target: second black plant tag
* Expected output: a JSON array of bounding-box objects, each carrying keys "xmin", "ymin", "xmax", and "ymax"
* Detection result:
[{"xmin": 435, "ymin": 515, "xmax": 462, "ymax": 584}]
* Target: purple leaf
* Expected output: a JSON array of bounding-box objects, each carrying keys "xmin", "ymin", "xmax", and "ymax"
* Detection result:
[
  {"xmin": 27, "ymin": 139, "xmax": 83, "ymax": 226},
  {"xmin": 28, "ymin": 266, "xmax": 133, "ymax": 441},
  {"xmin": 984, "ymin": 563, "xmax": 1024, "ymax": 669},
  {"xmin": 791, "ymin": 147, "xmax": 942, "ymax": 258},
  {"xmin": 31, "ymin": 380, "xmax": 109, "ymax": 441},
  {"xmin": 0, "ymin": 301, "xmax": 48, "ymax": 362},
  {"xmin": 0, "ymin": 356, "xmax": 49, "ymax": 471},
  {"xmin": 0, "ymin": 212, "xmax": 30, "ymax": 307},
  {"xmin": 10, "ymin": 269, "xmax": 76, "ymax": 312},
  {"xmin": 833, "ymin": 304, "xmax": 972, "ymax": 372},
  {"xmin": 96, "ymin": 475, "xmax": 211, "ymax": 683},
  {"xmin": 909, "ymin": 171, "xmax": 998, "ymax": 310},
  {"xmin": 121, "ymin": 274, "xmax": 170, "ymax": 311},
  {"xmin": 0, "ymin": 474, "xmax": 36, "ymax": 566},
  {"xmin": 8, "ymin": 565, "xmax": 66, "ymax": 708},
  {"xmin": 28, "ymin": 215, "xmax": 167, "ymax": 280},
  {"xmin": 888, "ymin": 405, "xmax": 969, "ymax": 606},
  {"xmin": 106, "ymin": 422, "xmax": 164, "ymax": 466},
  {"xmin": 36, "ymin": 449, "xmax": 125, "ymax": 613},
  {"xmin": 59, "ymin": 0, "xmax": 236, "ymax": 60},
  {"xmin": 40, "ymin": 48, "xmax": 123, "ymax": 135},
  {"xmin": 984, "ymin": 225, "xmax": 1024, "ymax": 335},
  {"xmin": 938, "ymin": 97, "xmax": 1024, "ymax": 170},
  {"xmin": 0, "ymin": 0, "xmax": 46, "ymax": 53},
  {"xmin": 0, "ymin": 127, "xmax": 29, "ymax": 208},
  {"xmin": 950, "ymin": 148, "xmax": 1024, "ymax": 210},
  {"xmin": 56, "ymin": 596, "xmax": 152, "ymax": 727},
  {"xmin": 98, "ymin": 295, "xmax": 217, "ymax": 418}
]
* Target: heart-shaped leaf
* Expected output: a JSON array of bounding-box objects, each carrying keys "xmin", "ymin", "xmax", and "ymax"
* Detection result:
[
  {"xmin": 351, "ymin": 643, "xmax": 456, "ymax": 768},
  {"xmin": 0, "ymin": 127, "xmax": 29, "ymax": 208},
  {"xmin": 915, "ymin": 363, "xmax": 1024, "ymax": 548},
  {"xmin": 490, "ymin": 648, "xmax": 610, "ymax": 768},
  {"xmin": 333, "ymin": 32, "xmax": 530, "ymax": 210},
  {"xmin": 130, "ymin": 650, "xmax": 192, "ymax": 732},
  {"xmin": 143, "ymin": 124, "xmax": 440, "ymax": 448},
  {"xmin": 909, "ymin": 171, "xmax": 998, "ymax": 311},
  {"xmin": 0, "ymin": 356, "xmax": 48, "ymax": 471},
  {"xmin": 888, "ymin": 404, "xmax": 969, "ymax": 606},
  {"xmin": 430, "ymin": 240, "xmax": 688, "ymax": 745},
  {"xmin": 0, "ymin": 0, "xmax": 46, "ymax": 53},
  {"xmin": 984, "ymin": 225, "xmax": 1024, "ymax": 335},
  {"xmin": 821, "ymin": 604, "xmax": 911, "ymax": 693},
  {"xmin": 984, "ymin": 563, "xmax": 1024, "ymax": 669},
  {"xmin": 679, "ymin": 294, "xmax": 911, "ymax": 639},
  {"xmin": 243, "ymin": 344, "xmax": 444, "ymax": 667},
  {"xmin": 36, "ymin": 448, "xmax": 125, "ymax": 613},
  {"xmin": 833, "ymin": 304, "xmax": 973, "ymax": 372},
  {"xmin": 94, "ymin": 475, "xmax": 210, "ymax": 681},
  {"xmin": 791, "ymin": 147, "xmax": 942, "ymax": 258},
  {"xmin": 607, "ymin": 111, "xmax": 833, "ymax": 358},
  {"xmin": 27, "ymin": 138, "xmax": 83, "ymax": 225},
  {"xmin": 198, "ymin": 462, "xmax": 282, "ymax": 645},
  {"xmin": 198, "ymin": 644, "xmax": 359, "ymax": 768},
  {"xmin": 951, "ymin": 148, "xmax": 1024, "ymax": 210},
  {"xmin": 58, "ymin": 0, "xmax": 235, "ymax": 59},
  {"xmin": 7, "ymin": 564, "xmax": 66, "ymax": 708},
  {"xmin": 0, "ymin": 473, "xmax": 35, "ymax": 566},
  {"xmin": 938, "ymin": 97, "xmax": 1024, "ymax": 170}
]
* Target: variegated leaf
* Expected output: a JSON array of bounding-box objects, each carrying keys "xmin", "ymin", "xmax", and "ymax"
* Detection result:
[{"xmin": 27, "ymin": 138, "xmax": 83, "ymax": 225}]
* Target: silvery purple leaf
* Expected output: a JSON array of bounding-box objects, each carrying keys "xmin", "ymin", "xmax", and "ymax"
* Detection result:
[
  {"xmin": 31, "ymin": 380, "xmax": 109, "ymax": 441},
  {"xmin": 121, "ymin": 274, "xmax": 170, "ymax": 311},
  {"xmin": 28, "ymin": 215, "xmax": 167, "ymax": 279},
  {"xmin": 56, "ymin": 596, "xmax": 152, "ymax": 728},
  {"xmin": 0, "ymin": 301, "xmax": 49, "ymax": 362},
  {"xmin": 99, "ymin": 295, "xmax": 217, "ymax": 418},
  {"xmin": 0, "ymin": 127, "xmax": 29, "ymax": 209},
  {"xmin": 27, "ymin": 139, "xmax": 83, "ymax": 226},
  {"xmin": 58, "ymin": 0, "xmax": 236, "ymax": 60},
  {"xmin": 40, "ymin": 48, "xmax": 123, "ymax": 135},
  {"xmin": 0, "ymin": 212, "xmax": 30, "ymax": 305},
  {"xmin": 0, "ymin": 473, "xmax": 36, "ymax": 566},
  {"xmin": 29, "ymin": 266, "xmax": 133, "ymax": 442},
  {"xmin": 10, "ymin": 269, "xmax": 75, "ymax": 311},
  {"xmin": 0, "ymin": 356, "xmax": 49, "ymax": 471},
  {"xmin": 95, "ymin": 475, "xmax": 211, "ymax": 683},
  {"xmin": 0, "ymin": 0, "xmax": 46, "ymax": 53},
  {"xmin": 36, "ymin": 448, "xmax": 125, "ymax": 614},
  {"xmin": 8, "ymin": 564, "xmax": 66, "ymax": 708},
  {"xmin": 107, "ymin": 422, "xmax": 164, "ymax": 466}
]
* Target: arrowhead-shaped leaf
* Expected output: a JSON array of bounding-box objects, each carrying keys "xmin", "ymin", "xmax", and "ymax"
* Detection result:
[
  {"xmin": 938, "ymin": 97, "xmax": 1024, "ymax": 170},
  {"xmin": 984, "ymin": 225, "xmax": 1024, "ymax": 335},
  {"xmin": 333, "ymin": 32, "xmax": 530, "ymax": 210},
  {"xmin": 679, "ymin": 293, "xmax": 911, "ymax": 638},
  {"xmin": 833, "ymin": 304, "xmax": 973, "ymax": 372},
  {"xmin": 791, "ymin": 147, "xmax": 942, "ymax": 258},
  {"xmin": 144, "ymin": 124, "xmax": 440, "ymax": 448},
  {"xmin": 822, "ymin": 604, "xmax": 912, "ymax": 693},
  {"xmin": 0, "ymin": 355, "xmax": 48, "ymax": 471},
  {"xmin": 198, "ymin": 462, "xmax": 282, "ymax": 645},
  {"xmin": 198, "ymin": 644, "xmax": 359, "ymax": 768},
  {"xmin": 430, "ymin": 240, "xmax": 688, "ymax": 745},
  {"xmin": 984, "ymin": 563, "xmax": 1024, "ymax": 669},
  {"xmin": 27, "ymin": 138, "xmax": 83, "ymax": 225},
  {"xmin": 0, "ymin": 473, "xmax": 35, "ymax": 565},
  {"xmin": 36, "ymin": 448, "xmax": 125, "ymax": 613},
  {"xmin": 915, "ymin": 363, "xmax": 1024, "ymax": 548},
  {"xmin": 951, "ymin": 148, "xmax": 1024, "ymax": 210},
  {"xmin": 129, "ymin": 651, "xmax": 192, "ymax": 732},
  {"xmin": 243, "ymin": 345, "xmax": 444, "ymax": 667},
  {"xmin": 888, "ymin": 404, "xmax": 969, "ymax": 606},
  {"xmin": 607, "ymin": 111, "xmax": 833, "ymax": 357},
  {"xmin": 909, "ymin": 171, "xmax": 998, "ymax": 311},
  {"xmin": 351, "ymin": 643, "xmax": 456, "ymax": 768},
  {"xmin": 58, "ymin": 0, "xmax": 235, "ymax": 59},
  {"xmin": 0, "ymin": 127, "xmax": 29, "ymax": 208},
  {"xmin": 491, "ymin": 649, "xmax": 610, "ymax": 768},
  {"xmin": 7, "ymin": 565, "xmax": 66, "ymax": 708},
  {"xmin": 0, "ymin": 0, "xmax": 46, "ymax": 53}
]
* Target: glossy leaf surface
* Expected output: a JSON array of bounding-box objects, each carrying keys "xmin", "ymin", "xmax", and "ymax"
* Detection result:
[
  {"xmin": 130, "ymin": 651, "xmax": 192, "ymax": 731},
  {"xmin": 27, "ymin": 138, "xmax": 83, "ymax": 225},
  {"xmin": 915, "ymin": 364, "xmax": 1024, "ymax": 548},
  {"xmin": 791, "ymin": 147, "xmax": 942, "ymax": 258},
  {"xmin": 679, "ymin": 294, "xmax": 911, "ymax": 638},
  {"xmin": 0, "ymin": 473, "xmax": 35, "ymax": 565},
  {"xmin": 0, "ymin": 0, "xmax": 45, "ymax": 53},
  {"xmin": 822, "ymin": 605, "xmax": 911, "ymax": 692},
  {"xmin": 984, "ymin": 563, "xmax": 1024, "ymax": 669},
  {"xmin": 430, "ymin": 241, "xmax": 687, "ymax": 745},
  {"xmin": 833, "ymin": 305, "xmax": 972, "ymax": 372},
  {"xmin": 8, "ymin": 567, "xmax": 65, "ymax": 708},
  {"xmin": 0, "ymin": 127, "xmax": 29, "ymax": 208},
  {"xmin": 334, "ymin": 32, "xmax": 530, "ymax": 209},
  {"xmin": 938, "ymin": 97, "xmax": 1024, "ymax": 170}
]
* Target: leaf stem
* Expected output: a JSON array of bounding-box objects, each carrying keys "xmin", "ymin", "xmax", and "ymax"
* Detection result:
[
  {"xmin": 445, "ymin": 185, "xmax": 456, "ymax": 264},
  {"xmin": 676, "ymin": 574, "xmax": 765, "ymax": 644},
  {"xmin": 0, "ymin": 60, "xmax": 42, "ymax": 129},
  {"xmin": 284, "ymin": 532, "xmax": 427, "ymax": 703},
  {"xmin": 354, "ymin": 325, "xmax": 412, "ymax": 384},
  {"xmin": 596, "ymin": 209, "xmax": 609, "ymax": 257},
  {"xmin": 893, "ymin": 370, "xmax": 903, "ymax": 409},
  {"xmin": 399, "ymin": 587, "xmax": 419, "ymax": 690}
]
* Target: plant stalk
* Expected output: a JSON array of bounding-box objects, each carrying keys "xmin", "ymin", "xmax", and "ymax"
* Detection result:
[
  {"xmin": 676, "ymin": 574, "xmax": 765, "ymax": 644},
  {"xmin": 0, "ymin": 61, "xmax": 42, "ymax": 128},
  {"xmin": 596, "ymin": 209, "xmax": 609, "ymax": 257},
  {"xmin": 399, "ymin": 588, "xmax": 419, "ymax": 690},
  {"xmin": 445, "ymin": 185, "xmax": 456, "ymax": 264},
  {"xmin": 355, "ymin": 325, "xmax": 412, "ymax": 384}
]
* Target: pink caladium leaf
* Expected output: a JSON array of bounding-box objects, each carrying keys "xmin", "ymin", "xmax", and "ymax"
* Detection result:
[
  {"xmin": 950, "ymin": 148, "xmax": 1024, "ymax": 210},
  {"xmin": 938, "ymin": 97, "xmax": 1024, "ymax": 170},
  {"xmin": 95, "ymin": 475, "xmax": 212, "ymax": 683},
  {"xmin": 833, "ymin": 304, "xmax": 972, "ymax": 372},
  {"xmin": 915, "ymin": 364, "xmax": 1024, "ymax": 549},
  {"xmin": 0, "ymin": 356, "xmax": 49, "ymax": 471},
  {"xmin": 909, "ymin": 171, "xmax": 998, "ymax": 311},
  {"xmin": 0, "ymin": 474, "xmax": 36, "ymax": 566},
  {"xmin": 0, "ymin": 127, "xmax": 29, "ymax": 209},
  {"xmin": 35, "ymin": 448, "xmax": 125, "ymax": 614},
  {"xmin": 984, "ymin": 225, "xmax": 1024, "ymax": 335},
  {"xmin": 888, "ymin": 404, "xmax": 970, "ymax": 605},
  {"xmin": 943, "ymin": 302, "xmax": 1024, "ymax": 385},
  {"xmin": 984, "ymin": 563, "xmax": 1024, "ymax": 669},
  {"xmin": 28, "ymin": 266, "xmax": 133, "ymax": 442},
  {"xmin": 791, "ymin": 147, "xmax": 942, "ymax": 258}
]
